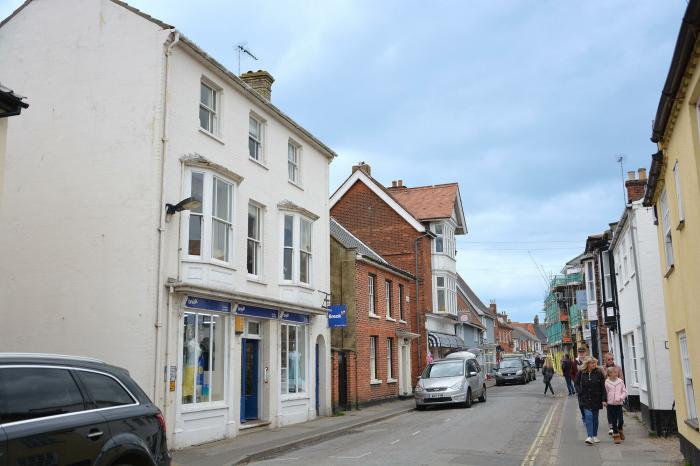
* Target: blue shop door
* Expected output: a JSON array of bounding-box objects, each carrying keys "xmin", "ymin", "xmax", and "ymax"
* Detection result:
[{"xmin": 240, "ymin": 339, "xmax": 259, "ymax": 421}]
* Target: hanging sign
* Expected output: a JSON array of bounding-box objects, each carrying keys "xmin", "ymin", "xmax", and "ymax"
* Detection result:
[
  {"xmin": 185, "ymin": 296, "xmax": 231, "ymax": 312},
  {"xmin": 328, "ymin": 304, "xmax": 347, "ymax": 328}
]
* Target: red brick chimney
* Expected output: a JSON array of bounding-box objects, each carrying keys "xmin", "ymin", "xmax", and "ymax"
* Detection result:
[
  {"xmin": 387, "ymin": 179, "xmax": 407, "ymax": 190},
  {"xmin": 625, "ymin": 168, "xmax": 647, "ymax": 203},
  {"xmin": 489, "ymin": 300, "xmax": 497, "ymax": 314},
  {"xmin": 351, "ymin": 162, "xmax": 371, "ymax": 177}
]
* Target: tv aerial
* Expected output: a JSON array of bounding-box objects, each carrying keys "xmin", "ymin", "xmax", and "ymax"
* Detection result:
[{"xmin": 235, "ymin": 42, "xmax": 258, "ymax": 75}]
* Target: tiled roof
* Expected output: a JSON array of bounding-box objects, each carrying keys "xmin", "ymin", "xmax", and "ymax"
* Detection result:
[
  {"xmin": 330, "ymin": 218, "xmax": 385, "ymax": 263},
  {"xmin": 511, "ymin": 323, "xmax": 544, "ymax": 343},
  {"xmin": 512, "ymin": 326, "xmax": 538, "ymax": 341},
  {"xmin": 388, "ymin": 183, "xmax": 459, "ymax": 221},
  {"xmin": 456, "ymin": 273, "xmax": 492, "ymax": 318}
]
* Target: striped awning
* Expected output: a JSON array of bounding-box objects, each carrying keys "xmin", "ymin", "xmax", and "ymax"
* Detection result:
[{"xmin": 428, "ymin": 332, "xmax": 464, "ymax": 349}]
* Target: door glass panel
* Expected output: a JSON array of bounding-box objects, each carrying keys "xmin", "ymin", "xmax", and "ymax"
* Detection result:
[{"xmin": 245, "ymin": 343, "xmax": 256, "ymax": 396}]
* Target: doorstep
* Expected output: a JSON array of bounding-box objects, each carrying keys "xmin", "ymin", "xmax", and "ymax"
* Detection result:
[{"xmin": 239, "ymin": 420, "xmax": 271, "ymax": 431}]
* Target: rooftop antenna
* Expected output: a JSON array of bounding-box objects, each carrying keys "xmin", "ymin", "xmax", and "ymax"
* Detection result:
[
  {"xmin": 617, "ymin": 155, "xmax": 626, "ymax": 206},
  {"xmin": 235, "ymin": 42, "xmax": 258, "ymax": 75}
]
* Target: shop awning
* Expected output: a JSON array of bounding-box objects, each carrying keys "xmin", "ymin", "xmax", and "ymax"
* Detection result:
[{"xmin": 428, "ymin": 332, "xmax": 464, "ymax": 349}]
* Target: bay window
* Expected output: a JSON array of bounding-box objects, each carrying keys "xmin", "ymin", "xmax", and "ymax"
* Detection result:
[
  {"xmin": 281, "ymin": 323, "xmax": 306, "ymax": 395},
  {"xmin": 435, "ymin": 275, "xmax": 457, "ymax": 314},
  {"xmin": 585, "ymin": 261, "xmax": 596, "ymax": 303},
  {"xmin": 247, "ymin": 203, "xmax": 262, "ymax": 276},
  {"xmin": 601, "ymin": 250, "xmax": 612, "ymax": 301},
  {"xmin": 300, "ymin": 218, "xmax": 312, "ymax": 284},
  {"xmin": 283, "ymin": 215, "xmax": 294, "ymax": 280},
  {"xmin": 182, "ymin": 311, "xmax": 225, "ymax": 405},
  {"xmin": 434, "ymin": 224, "xmax": 444, "ymax": 253},
  {"xmin": 186, "ymin": 170, "xmax": 235, "ymax": 265},
  {"xmin": 281, "ymin": 213, "xmax": 314, "ymax": 285}
]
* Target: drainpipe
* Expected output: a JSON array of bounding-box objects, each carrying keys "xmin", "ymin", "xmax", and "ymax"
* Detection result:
[
  {"xmin": 630, "ymin": 210, "xmax": 655, "ymax": 410},
  {"xmin": 153, "ymin": 31, "xmax": 180, "ymax": 405},
  {"xmin": 414, "ymin": 232, "xmax": 432, "ymax": 376}
]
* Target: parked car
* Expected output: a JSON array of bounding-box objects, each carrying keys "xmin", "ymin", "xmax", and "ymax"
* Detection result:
[
  {"xmin": 494, "ymin": 356, "xmax": 528, "ymax": 385},
  {"xmin": 0, "ymin": 353, "xmax": 171, "ymax": 466},
  {"xmin": 415, "ymin": 353, "xmax": 486, "ymax": 409}
]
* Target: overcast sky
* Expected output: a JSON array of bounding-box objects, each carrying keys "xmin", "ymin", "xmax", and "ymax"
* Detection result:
[{"xmin": 0, "ymin": 0, "xmax": 686, "ymax": 323}]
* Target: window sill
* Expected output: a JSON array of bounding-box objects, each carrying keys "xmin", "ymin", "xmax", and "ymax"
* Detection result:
[
  {"xmin": 684, "ymin": 418, "xmax": 699, "ymax": 431},
  {"xmin": 369, "ymin": 313, "xmax": 381, "ymax": 320},
  {"xmin": 288, "ymin": 180, "xmax": 304, "ymax": 191},
  {"xmin": 399, "ymin": 320, "xmax": 407, "ymax": 324},
  {"xmin": 281, "ymin": 394, "xmax": 309, "ymax": 402},
  {"xmin": 387, "ymin": 378, "xmax": 398, "ymax": 384},
  {"xmin": 370, "ymin": 379, "xmax": 382, "ymax": 385},
  {"xmin": 664, "ymin": 264, "xmax": 675, "ymax": 278},
  {"xmin": 198, "ymin": 128, "xmax": 225, "ymax": 145},
  {"xmin": 279, "ymin": 282, "xmax": 315, "ymax": 291},
  {"xmin": 677, "ymin": 219, "xmax": 686, "ymax": 231},
  {"xmin": 182, "ymin": 258, "xmax": 236, "ymax": 272},
  {"xmin": 247, "ymin": 276, "xmax": 267, "ymax": 286},
  {"xmin": 386, "ymin": 316, "xmax": 396, "ymax": 322},
  {"xmin": 181, "ymin": 401, "xmax": 228, "ymax": 413},
  {"xmin": 249, "ymin": 157, "xmax": 269, "ymax": 170}
]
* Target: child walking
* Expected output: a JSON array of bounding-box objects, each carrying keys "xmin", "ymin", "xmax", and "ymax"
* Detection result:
[{"xmin": 604, "ymin": 366, "xmax": 627, "ymax": 444}]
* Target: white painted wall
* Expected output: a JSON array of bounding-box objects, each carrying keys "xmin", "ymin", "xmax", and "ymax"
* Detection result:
[
  {"xmin": 0, "ymin": 0, "xmax": 170, "ymax": 397},
  {"xmin": 613, "ymin": 202, "xmax": 674, "ymax": 410}
]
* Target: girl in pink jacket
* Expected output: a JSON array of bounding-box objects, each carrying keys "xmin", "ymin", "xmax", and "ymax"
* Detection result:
[{"xmin": 604, "ymin": 366, "xmax": 627, "ymax": 443}]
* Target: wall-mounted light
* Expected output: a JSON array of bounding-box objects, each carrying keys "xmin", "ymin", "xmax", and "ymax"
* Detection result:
[{"xmin": 165, "ymin": 197, "xmax": 201, "ymax": 216}]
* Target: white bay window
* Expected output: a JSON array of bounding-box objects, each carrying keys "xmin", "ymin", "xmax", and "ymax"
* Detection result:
[
  {"xmin": 281, "ymin": 213, "xmax": 314, "ymax": 285},
  {"xmin": 247, "ymin": 203, "xmax": 262, "ymax": 277}
]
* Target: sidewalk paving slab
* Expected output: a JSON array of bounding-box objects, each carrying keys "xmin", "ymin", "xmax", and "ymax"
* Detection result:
[{"xmin": 172, "ymin": 398, "xmax": 415, "ymax": 466}]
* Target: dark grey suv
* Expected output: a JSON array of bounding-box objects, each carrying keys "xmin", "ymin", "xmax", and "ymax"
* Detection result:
[{"xmin": 0, "ymin": 353, "xmax": 171, "ymax": 466}]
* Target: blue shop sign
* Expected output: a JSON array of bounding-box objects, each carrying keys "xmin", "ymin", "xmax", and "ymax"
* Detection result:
[
  {"xmin": 236, "ymin": 304, "xmax": 278, "ymax": 320},
  {"xmin": 185, "ymin": 296, "xmax": 231, "ymax": 313},
  {"xmin": 281, "ymin": 311, "xmax": 310, "ymax": 324},
  {"xmin": 328, "ymin": 305, "xmax": 347, "ymax": 328}
]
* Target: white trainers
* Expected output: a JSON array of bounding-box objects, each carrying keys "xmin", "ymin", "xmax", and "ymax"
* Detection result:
[
  {"xmin": 593, "ymin": 437, "xmax": 600, "ymax": 443},
  {"xmin": 585, "ymin": 437, "xmax": 593, "ymax": 445},
  {"xmin": 608, "ymin": 428, "xmax": 614, "ymax": 435}
]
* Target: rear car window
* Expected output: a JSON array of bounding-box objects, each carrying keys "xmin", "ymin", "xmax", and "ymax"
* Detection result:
[
  {"xmin": 77, "ymin": 370, "xmax": 135, "ymax": 408},
  {"xmin": 0, "ymin": 367, "xmax": 85, "ymax": 424}
]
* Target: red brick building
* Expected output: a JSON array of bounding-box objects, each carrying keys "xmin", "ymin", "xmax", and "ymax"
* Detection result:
[
  {"xmin": 330, "ymin": 163, "xmax": 467, "ymax": 390},
  {"xmin": 329, "ymin": 219, "xmax": 417, "ymax": 410},
  {"xmin": 494, "ymin": 307, "xmax": 514, "ymax": 360}
]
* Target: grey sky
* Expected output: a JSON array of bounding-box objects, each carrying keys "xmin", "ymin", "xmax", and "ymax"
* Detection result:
[{"xmin": 0, "ymin": 0, "xmax": 686, "ymax": 322}]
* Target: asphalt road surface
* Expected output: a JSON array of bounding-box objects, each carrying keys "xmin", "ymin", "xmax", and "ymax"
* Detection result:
[{"xmin": 253, "ymin": 374, "xmax": 565, "ymax": 465}]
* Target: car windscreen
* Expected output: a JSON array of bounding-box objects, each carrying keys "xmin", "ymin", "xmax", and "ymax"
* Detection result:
[
  {"xmin": 498, "ymin": 359, "xmax": 523, "ymax": 369},
  {"xmin": 422, "ymin": 361, "xmax": 464, "ymax": 378}
]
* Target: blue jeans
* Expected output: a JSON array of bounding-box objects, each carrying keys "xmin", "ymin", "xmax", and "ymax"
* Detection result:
[
  {"xmin": 584, "ymin": 408, "xmax": 600, "ymax": 438},
  {"xmin": 565, "ymin": 377, "xmax": 575, "ymax": 395}
]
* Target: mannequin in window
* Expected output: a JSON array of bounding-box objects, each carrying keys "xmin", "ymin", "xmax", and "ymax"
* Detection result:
[{"xmin": 183, "ymin": 324, "xmax": 197, "ymax": 403}]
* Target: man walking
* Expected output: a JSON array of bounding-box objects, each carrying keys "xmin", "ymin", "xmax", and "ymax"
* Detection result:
[{"xmin": 561, "ymin": 354, "xmax": 575, "ymax": 396}]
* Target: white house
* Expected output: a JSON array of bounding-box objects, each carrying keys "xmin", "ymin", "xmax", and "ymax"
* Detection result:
[
  {"xmin": 610, "ymin": 170, "xmax": 675, "ymax": 434},
  {"xmin": 0, "ymin": 0, "xmax": 334, "ymax": 448}
]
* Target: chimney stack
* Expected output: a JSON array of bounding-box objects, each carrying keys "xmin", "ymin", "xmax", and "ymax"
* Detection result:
[
  {"xmin": 625, "ymin": 168, "xmax": 647, "ymax": 204},
  {"xmin": 388, "ymin": 179, "xmax": 407, "ymax": 190},
  {"xmin": 392, "ymin": 180, "xmax": 397, "ymax": 188},
  {"xmin": 351, "ymin": 162, "xmax": 371, "ymax": 176},
  {"xmin": 240, "ymin": 70, "xmax": 275, "ymax": 101}
]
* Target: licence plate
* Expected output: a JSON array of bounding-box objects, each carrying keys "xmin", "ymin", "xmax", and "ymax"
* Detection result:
[{"xmin": 428, "ymin": 393, "xmax": 444, "ymax": 398}]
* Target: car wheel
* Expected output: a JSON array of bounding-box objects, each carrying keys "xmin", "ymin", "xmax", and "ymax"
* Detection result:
[
  {"xmin": 478, "ymin": 385, "xmax": 487, "ymax": 402},
  {"xmin": 464, "ymin": 389, "xmax": 472, "ymax": 408}
]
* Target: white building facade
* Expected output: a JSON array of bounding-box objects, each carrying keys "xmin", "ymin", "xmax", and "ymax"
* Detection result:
[
  {"xmin": 0, "ymin": 0, "xmax": 333, "ymax": 448},
  {"xmin": 610, "ymin": 196, "xmax": 676, "ymax": 434}
]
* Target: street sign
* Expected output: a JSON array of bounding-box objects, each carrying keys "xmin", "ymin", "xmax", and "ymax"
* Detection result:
[{"xmin": 328, "ymin": 304, "xmax": 347, "ymax": 328}]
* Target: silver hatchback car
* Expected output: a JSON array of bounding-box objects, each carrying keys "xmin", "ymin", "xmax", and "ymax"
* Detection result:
[{"xmin": 415, "ymin": 357, "xmax": 486, "ymax": 409}]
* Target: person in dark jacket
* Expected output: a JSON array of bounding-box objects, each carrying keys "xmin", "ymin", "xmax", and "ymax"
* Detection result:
[
  {"xmin": 575, "ymin": 357, "xmax": 606, "ymax": 445},
  {"xmin": 542, "ymin": 357, "xmax": 555, "ymax": 396},
  {"xmin": 561, "ymin": 354, "xmax": 575, "ymax": 396}
]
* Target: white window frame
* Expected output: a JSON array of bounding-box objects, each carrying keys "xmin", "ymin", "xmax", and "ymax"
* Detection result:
[
  {"xmin": 199, "ymin": 80, "xmax": 220, "ymax": 136},
  {"xmin": 370, "ymin": 336, "xmax": 378, "ymax": 382},
  {"xmin": 637, "ymin": 328, "xmax": 647, "ymax": 390},
  {"xmin": 385, "ymin": 280, "xmax": 393, "ymax": 319},
  {"xmin": 280, "ymin": 323, "xmax": 307, "ymax": 396},
  {"xmin": 660, "ymin": 190, "xmax": 675, "ymax": 270},
  {"xmin": 626, "ymin": 332, "xmax": 639, "ymax": 386},
  {"xmin": 247, "ymin": 203, "xmax": 262, "ymax": 278},
  {"xmin": 280, "ymin": 213, "xmax": 314, "ymax": 285},
  {"xmin": 436, "ymin": 276, "xmax": 446, "ymax": 312},
  {"xmin": 674, "ymin": 160, "xmax": 685, "ymax": 224},
  {"xmin": 184, "ymin": 169, "xmax": 236, "ymax": 267},
  {"xmin": 386, "ymin": 338, "xmax": 394, "ymax": 380},
  {"xmin": 211, "ymin": 177, "xmax": 233, "ymax": 263},
  {"xmin": 248, "ymin": 114, "xmax": 265, "ymax": 163},
  {"xmin": 181, "ymin": 311, "xmax": 227, "ymax": 406},
  {"xmin": 621, "ymin": 237, "xmax": 629, "ymax": 281},
  {"xmin": 585, "ymin": 261, "xmax": 596, "ymax": 304},
  {"xmin": 434, "ymin": 223, "xmax": 444, "ymax": 253},
  {"xmin": 368, "ymin": 274, "xmax": 377, "ymax": 316},
  {"xmin": 288, "ymin": 140, "xmax": 301, "ymax": 186},
  {"xmin": 435, "ymin": 275, "xmax": 457, "ymax": 315},
  {"xmin": 299, "ymin": 218, "xmax": 312, "ymax": 285},
  {"xmin": 601, "ymin": 250, "xmax": 612, "ymax": 301},
  {"xmin": 398, "ymin": 284, "xmax": 405, "ymax": 322},
  {"xmin": 628, "ymin": 233, "xmax": 635, "ymax": 278},
  {"xmin": 679, "ymin": 331, "xmax": 698, "ymax": 421}
]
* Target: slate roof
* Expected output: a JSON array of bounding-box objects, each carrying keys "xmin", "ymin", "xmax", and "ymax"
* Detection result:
[
  {"xmin": 389, "ymin": 183, "xmax": 459, "ymax": 221},
  {"xmin": 511, "ymin": 322, "xmax": 545, "ymax": 343},
  {"xmin": 456, "ymin": 273, "xmax": 492, "ymax": 319},
  {"xmin": 330, "ymin": 218, "xmax": 385, "ymax": 263},
  {"xmin": 512, "ymin": 326, "xmax": 538, "ymax": 342}
]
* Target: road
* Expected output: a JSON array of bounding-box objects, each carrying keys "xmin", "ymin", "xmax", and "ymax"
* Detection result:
[{"xmin": 253, "ymin": 374, "xmax": 566, "ymax": 465}]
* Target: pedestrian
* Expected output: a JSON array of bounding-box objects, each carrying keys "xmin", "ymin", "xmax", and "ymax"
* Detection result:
[
  {"xmin": 575, "ymin": 356, "xmax": 606, "ymax": 445},
  {"xmin": 605, "ymin": 366, "xmax": 627, "ymax": 444},
  {"xmin": 561, "ymin": 354, "xmax": 576, "ymax": 396},
  {"xmin": 574, "ymin": 347, "xmax": 587, "ymax": 424},
  {"xmin": 542, "ymin": 357, "xmax": 555, "ymax": 396},
  {"xmin": 603, "ymin": 352, "xmax": 624, "ymax": 435}
]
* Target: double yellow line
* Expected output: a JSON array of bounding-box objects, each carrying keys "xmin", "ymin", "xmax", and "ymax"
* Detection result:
[{"xmin": 520, "ymin": 399, "xmax": 561, "ymax": 466}]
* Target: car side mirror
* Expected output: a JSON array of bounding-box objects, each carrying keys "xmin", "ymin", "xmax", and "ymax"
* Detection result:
[{"xmin": 469, "ymin": 371, "xmax": 477, "ymax": 377}]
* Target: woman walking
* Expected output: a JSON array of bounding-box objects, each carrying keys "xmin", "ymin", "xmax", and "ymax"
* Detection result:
[
  {"xmin": 575, "ymin": 357, "xmax": 606, "ymax": 445},
  {"xmin": 542, "ymin": 357, "xmax": 555, "ymax": 396}
]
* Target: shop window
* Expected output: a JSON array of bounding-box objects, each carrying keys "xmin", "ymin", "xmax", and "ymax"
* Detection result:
[
  {"xmin": 182, "ymin": 312, "xmax": 225, "ymax": 405},
  {"xmin": 281, "ymin": 323, "xmax": 306, "ymax": 395}
]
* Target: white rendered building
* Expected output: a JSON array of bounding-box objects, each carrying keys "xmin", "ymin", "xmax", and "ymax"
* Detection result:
[{"xmin": 0, "ymin": 0, "xmax": 334, "ymax": 448}]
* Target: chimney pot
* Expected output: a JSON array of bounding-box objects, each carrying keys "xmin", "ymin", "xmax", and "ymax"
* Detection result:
[
  {"xmin": 351, "ymin": 162, "xmax": 371, "ymax": 176},
  {"xmin": 638, "ymin": 168, "xmax": 647, "ymax": 180},
  {"xmin": 240, "ymin": 70, "xmax": 275, "ymax": 101},
  {"xmin": 398, "ymin": 180, "xmax": 403, "ymax": 187},
  {"xmin": 392, "ymin": 180, "xmax": 397, "ymax": 188},
  {"xmin": 627, "ymin": 170, "xmax": 636, "ymax": 181}
]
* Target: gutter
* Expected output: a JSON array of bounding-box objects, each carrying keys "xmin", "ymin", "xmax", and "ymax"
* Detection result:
[
  {"xmin": 355, "ymin": 254, "xmax": 415, "ymax": 280},
  {"xmin": 651, "ymin": 0, "xmax": 700, "ymax": 143},
  {"xmin": 643, "ymin": 151, "xmax": 664, "ymax": 207}
]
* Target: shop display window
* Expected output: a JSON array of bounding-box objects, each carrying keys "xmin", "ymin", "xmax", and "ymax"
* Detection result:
[
  {"xmin": 182, "ymin": 312, "xmax": 225, "ymax": 405},
  {"xmin": 280, "ymin": 323, "xmax": 306, "ymax": 395}
]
